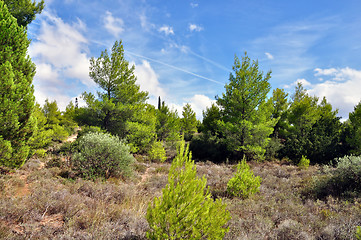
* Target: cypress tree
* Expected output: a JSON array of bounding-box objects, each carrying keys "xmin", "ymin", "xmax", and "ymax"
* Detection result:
[{"xmin": 0, "ymin": 0, "xmax": 36, "ymax": 168}]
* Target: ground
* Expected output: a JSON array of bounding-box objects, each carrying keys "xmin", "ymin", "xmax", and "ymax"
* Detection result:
[{"xmin": 0, "ymin": 139, "xmax": 361, "ymax": 239}]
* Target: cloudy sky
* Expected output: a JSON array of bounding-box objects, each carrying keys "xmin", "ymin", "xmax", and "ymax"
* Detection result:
[{"xmin": 27, "ymin": 0, "xmax": 361, "ymax": 120}]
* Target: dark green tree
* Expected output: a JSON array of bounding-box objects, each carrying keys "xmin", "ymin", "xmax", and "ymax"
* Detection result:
[
  {"xmin": 156, "ymin": 101, "xmax": 181, "ymax": 142},
  {"xmin": 85, "ymin": 40, "xmax": 148, "ymax": 137},
  {"xmin": 308, "ymin": 97, "xmax": 342, "ymax": 163},
  {"xmin": 201, "ymin": 103, "xmax": 221, "ymax": 135},
  {"xmin": 345, "ymin": 101, "xmax": 361, "ymax": 155},
  {"xmin": 265, "ymin": 88, "xmax": 289, "ymax": 159},
  {"xmin": 0, "ymin": 1, "xmax": 36, "ymax": 168},
  {"xmin": 3, "ymin": 0, "xmax": 44, "ymax": 27},
  {"xmin": 281, "ymin": 83, "xmax": 320, "ymax": 162},
  {"xmin": 181, "ymin": 103, "xmax": 197, "ymax": 140},
  {"xmin": 216, "ymin": 53, "xmax": 275, "ymax": 159}
]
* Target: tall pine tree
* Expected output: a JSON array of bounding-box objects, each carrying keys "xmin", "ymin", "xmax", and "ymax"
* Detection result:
[
  {"xmin": 0, "ymin": 0, "xmax": 36, "ymax": 168},
  {"xmin": 216, "ymin": 53, "xmax": 275, "ymax": 159}
]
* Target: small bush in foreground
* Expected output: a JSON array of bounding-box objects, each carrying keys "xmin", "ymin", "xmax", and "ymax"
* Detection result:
[
  {"xmin": 146, "ymin": 143, "xmax": 230, "ymax": 239},
  {"xmin": 298, "ymin": 155, "xmax": 310, "ymax": 170},
  {"xmin": 72, "ymin": 132, "xmax": 134, "ymax": 179},
  {"xmin": 227, "ymin": 158, "xmax": 262, "ymax": 199}
]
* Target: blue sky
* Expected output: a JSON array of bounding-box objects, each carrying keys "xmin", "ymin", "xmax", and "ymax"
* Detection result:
[{"xmin": 27, "ymin": 0, "xmax": 361, "ymax": 119}]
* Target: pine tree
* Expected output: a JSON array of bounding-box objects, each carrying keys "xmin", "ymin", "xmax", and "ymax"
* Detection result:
[
  {"xmin": 181, "ymin": 103, "xmax": 197, "ymax": 140},
  {"xmin": 216, "ymin": 53, "xmax": 275, "ymax": 159},
  {"xmin": 147, "ymin": 143, "xmax": 230, "ymax": 239},
  {"xmin": 0, "ymin": 0, "xmax": 36, "ymax": 168},
  {"xmin": 3, "ymin": 0, "xmax": 44, "ymax": 27},
  {"xmin": 282, "ymin": 82, "xmax": 320, "ymax": 162},
  {"xmin": 85, "ymin": 40, "xmax": 148, "ymax": 137}
]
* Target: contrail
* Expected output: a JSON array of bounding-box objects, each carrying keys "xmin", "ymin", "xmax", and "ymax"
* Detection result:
[
  {"xmin": 125, "ymin": 50, "xmax": 224, "ymax": 85},
  {"xmin": 182, "ymin": 47, "xmax": 232, "ymax": 72}
]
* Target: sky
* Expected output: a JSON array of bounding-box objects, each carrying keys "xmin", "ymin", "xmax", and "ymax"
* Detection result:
[{"xmin": 27, "ymin": 0, "xmax": 361, "ymax": 120}]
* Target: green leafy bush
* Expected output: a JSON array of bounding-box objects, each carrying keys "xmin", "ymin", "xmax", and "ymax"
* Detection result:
[
  {"xmin": 71, "ymin": 132, "xmax": 134, "ymax": 179},
  {"xmin": 298, "ymin": 155, "xmax": 310, "ymax": 170},
  {"xmin": 356, "ymin": 226, "xmax": 361, "ymax": 240},
  {"xmin": 148, "ymin": 141, "xmax": 167, "ymax": 162},
  {"xmin": 146, "ymin": 143, "xmax": 230, "ymax": 239},
  {"xmin": 227, "ymin": 158, "xmax": 262, "ymax": 199},
  {"xmin": 308, "ymin": 155, "xmax": 361, "ymax": 199}
]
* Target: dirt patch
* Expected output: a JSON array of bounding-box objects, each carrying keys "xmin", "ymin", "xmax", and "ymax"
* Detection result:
[
  {"xmin": 15, "ymin": 174, "xmax": 30, "ymax": 197},
  {"xmin": 40, "ymin": 213, "xmax": 64, "ymax": 229}
]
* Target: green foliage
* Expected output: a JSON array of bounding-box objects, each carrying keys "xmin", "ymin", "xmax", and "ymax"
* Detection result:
[
  {"xmin": 356, "ymin": 226, "xmax": 361, "ymax": 240},
  {"xmin": 227, "ymin": 158, "xmax": 262, "ymax": 198},
  {"xmin": 298, "ymin": 155, "xmax": 310, "ymax": 170},
  {"xmin": 3, "ymin": 0, "xmax": 44, "ymax": 27},
  {"xmin": 148, "ymin": 141, "xmax": 167, "ymax": 162},
  {"xmin": 307, "ymin": 97, "xmax": 343, "ymax": 163},
  {"xmin": 0, "ymin": 1, "xmax": 36, "ymax": 168},
  {"xmin": 181, "ymin": 103, "xmax": 197, "ymax": 140},
  {"xmin": 77, "ymin": 126, "xmax": 104, "ymax": 138},
  {"xmin": 126, "ymin": 105, "xmax": 157, "ymax": 153},
  {"xmin": 156, "ymin": 101, "xmax": 181, "ymax": 141},
  {"xmin": 146, "ymin": 143, "xmax": 230, "ymax": 239},
  {"xmin": 84, "ymin": 40, "xmax": 148, "ymax": 138},
  {"xmin": 71, "ymin": 132, "xmax": 134, "ymax": 179},
  {"xmin": 345, "ymin": 101, "xmax": 361, "ymax": 156},
  {"xmin": 216, "ymin": 53, "xmax": 275, "ymax": 160},
  {"xmin": 201, "ymin": 103, "xmax": 221, "ymax": 135},
  {"xmin": 281, "ymin": 83, "xmax": 318, "ymax": 161},
  {"xmin": 190, "ymin": 132, "xmax": 231, "ymax": 163},
  {"xmin": 309, "ymin": 155, "xmax": 361, "ymax": 199},
  {"xmin": 282, "ymin": 84, "xmax": 342, "ymax": 164},
  {"xmin": 28, "ymin": 103, "xmax": 53, "ymax": 150}
]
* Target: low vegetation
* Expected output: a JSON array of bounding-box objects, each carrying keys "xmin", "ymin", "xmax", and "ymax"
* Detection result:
[{"xmin": 1, "ymin": 145, "xmax": 361, "ymax": 239}]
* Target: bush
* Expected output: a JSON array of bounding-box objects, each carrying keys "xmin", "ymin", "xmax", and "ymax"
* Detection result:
[
  {"xmin": 71, "ymin": 132, "xmax": 134, "ymax": 179},
  {"xmin": 148, "ymin": 141, "xmax": 167, "ymax": 162},
  {"xmin": 77, "ymin": 126, "xmax": 104, "ymax": 139},
  {"xmin": 146, "ymin": 143, "xmax": 230, "ymax": 239},
  {"xmin": 190, "ymin": 132, "xmax": 231, "ymax": 163},
  {"xmin": 308, "ymin": 155, "xmax": 361, "ymax": 199},
  {"xmin": 356, "ymin": 226, "xmax": 361, "ymax": 240},
  {"xmin": 298, "ymin": 155, "xmax": 310, "ymax": 170},
  {"xmin": 227, "ymin": 158, "xmax": 262, "ymax": 199}
]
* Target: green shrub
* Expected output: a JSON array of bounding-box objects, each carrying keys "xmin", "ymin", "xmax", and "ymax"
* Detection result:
[
  {"xmin": 308, "ymin": 155, "xmax": 361, "ymax": 199},
  {"xmin": 356, "ymin": 226, "xmax": 361, "ymax": 240},
  {"xmin": 227, "ymin": 158, "xmax": 262, "ymax": 199},
  {"xmin": 148, "ymin": 141, "xmax": 167, "ymax": 162},
  {"xmin": 33, "ymin": 149, "xmax": 47, "ymax": 158},
  {"xmin": 77, "ymin": 126, "xmax": 104, "ymax": 138},
  {"xmin": 298, "ymin": 155, "xmax": 310, "ymax": 170},
  {"xmin": 71, "ymin": 132, "xmax": 134, "ymax": 179},
  {"xmin": 146, "ymin": 142, "xmax": 230, "ymax": 239}
]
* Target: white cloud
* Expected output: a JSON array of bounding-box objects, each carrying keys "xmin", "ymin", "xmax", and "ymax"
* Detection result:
[
  {"xmin": 134, "ymin": 60, "xmax": 166, "ymax": 105},
  {"xmin": 308, "ymin": 67, "xmax": 361, "ymax": 119},
  {"xmin": 190, "ymin": 3, "xmax": 199, "ymax": 8},
  {"xmin": 314, "ymin": 68, "xmax": 338, "ymax": 76},
  {"xmin": 104, "ymin": 11, "xmax": 124, "ymax": 37},
  {"xmin": 265, "ymin": 52, "xmax": 274, "ymax": 60},
  {"xmin": 29, "ymin": 11, "xmax": 93, "ymax": 110},
  {"xmin": 165, "ymin": 94, "xmax": 215, "ymax": 120},
  {"xmin": 189, "ymin": 23, "xmax": 203, "ymax": 32},
  {"xmin": 283, "ymin": 78, "xmax": 311, "ymax": 89},
  {"xmin": 159, "ymin": 25, "xmax": 174, "ymax": 35},
  {"xmin": 187, "ymin": 94, "xmax": 215, "ymax": 119}
]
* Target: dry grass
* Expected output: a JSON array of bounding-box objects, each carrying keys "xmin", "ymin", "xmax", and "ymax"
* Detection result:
[{"xmin": 0, "ymin": 156, "xmax": 360, "ymax": 239}]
